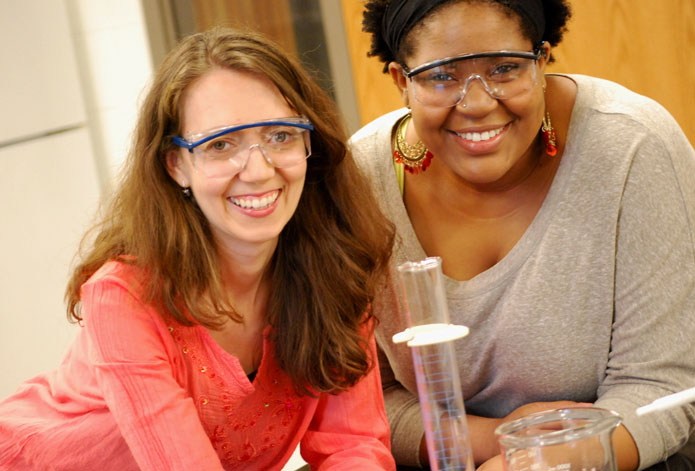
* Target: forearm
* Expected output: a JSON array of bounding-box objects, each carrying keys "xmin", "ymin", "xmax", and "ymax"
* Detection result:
[
  {"xmin": 419, "ymin": 401, "xmax": 591, "ymax": 467},
  {"xmin": 613, "ymin": 425, "xmax": 639, "ymax": 471},
  {"xmin": 470, "ymin": 416, "xmax": 638, "ymax": 469},
  {"xmin": 448, "ymin": 416, "xmax": 637, "ymax": 471},
  {"xmin": 417, "ymin": 414, "xmax": 502, "ymax": 466},
  {"xmin": 386, "ymin": 387, "xmax": 426, "ymax": 467},
  {"xmin": 302, "ymin": 337, "xmax": 395, "ymax": 470},
  {"xmin": 468, "ymin": 415, "xmax": 504, "ymax": 465}
]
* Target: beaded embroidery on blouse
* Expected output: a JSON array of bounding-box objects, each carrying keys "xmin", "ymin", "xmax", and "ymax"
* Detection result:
[{"xmin": 168, "ymin": 324, "xmax": 304, "ymax": 467}]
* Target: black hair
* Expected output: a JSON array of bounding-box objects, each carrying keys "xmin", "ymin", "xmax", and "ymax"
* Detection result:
[{"xmin": 363, "ymin": 0, "xmax": 572, "ymax": 72}]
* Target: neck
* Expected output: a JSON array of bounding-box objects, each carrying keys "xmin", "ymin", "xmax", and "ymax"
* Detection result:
[
  {"xmin": 216, "ymin": 239, "xmax": 276, "ymax": 324},
  {"xmin": 474, "ymin": 137, "xmax": 546, "ymax": 192},
  {"xmin": 429, "ymin": 139, "xmax": 553, "ymax": 220}
]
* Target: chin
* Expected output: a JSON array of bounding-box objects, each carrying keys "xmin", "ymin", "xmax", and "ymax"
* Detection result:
[{"xmin": 459, "ymin": 161, "xmax": 510, "ymax": 185}]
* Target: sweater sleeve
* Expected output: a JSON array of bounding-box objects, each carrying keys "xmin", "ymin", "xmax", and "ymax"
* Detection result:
[
  {"xmin": 594, "ymin": 120, "xmax": 695, "ymax": 468},
  {"xmin": 81, "ymin": 270, "xmax": 225, "ymax": 471},
  {"xmin": 299, "ymin": 336, "xmax": 396, "ymax": 470},
  {"xmin": 378, "ymin": 342, "xmax": 426, "ymax": 468}
]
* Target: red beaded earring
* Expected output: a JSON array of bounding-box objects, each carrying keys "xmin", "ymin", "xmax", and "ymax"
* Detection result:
[
  {"xmin": 541, "ymin": 112, "xmax": 557, "ymax": 157},
  {"xmin": 541, "ymin": 81, "xmax": 557, "ymax": 157}
]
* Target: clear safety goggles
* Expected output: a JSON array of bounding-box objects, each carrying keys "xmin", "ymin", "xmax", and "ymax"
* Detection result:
[
  {"xmin": 402, "ymin": 49, "xmax": 542, "ymax": 107},
  {"xmin": 171, "ymin": 117, "xmax": 313, "ymax": 178}
]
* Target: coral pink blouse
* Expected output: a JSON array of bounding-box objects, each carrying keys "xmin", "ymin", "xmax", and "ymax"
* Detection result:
[{"xmin": 0, "ymin": 261, "xmax": 395, "ymax": 470}]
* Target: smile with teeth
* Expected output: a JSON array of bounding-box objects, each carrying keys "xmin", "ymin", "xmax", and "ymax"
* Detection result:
[
  {"xmin": 456, "ymin": 125, "xmax": 506, "ymax": 142},
  {"xmin": 229, "ymin": 190, "xmax": 279, "ymax": 210}
]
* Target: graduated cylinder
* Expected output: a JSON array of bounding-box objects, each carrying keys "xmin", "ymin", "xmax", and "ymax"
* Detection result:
[{"xmin": 393, "ymin": 257, "xmax": 474, "ymax": 471}]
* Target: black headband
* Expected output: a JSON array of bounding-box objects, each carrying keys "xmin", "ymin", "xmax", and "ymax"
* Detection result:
[
  {"xmin": 501, "ymin": 0, "xmax": 546, "ymax": 45},
  {"xmin": 381, "ymin": 0, "xmax": 546, "ymax": 59}
]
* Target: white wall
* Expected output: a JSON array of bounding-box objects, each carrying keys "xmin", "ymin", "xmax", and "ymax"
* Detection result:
[
  {"xmin": 66, "ymin": 0, "xmax": 154, "ymax": 187},
  {"xmin": 0, "ymin": 0, "xmax": 153, "ymax": 397}
]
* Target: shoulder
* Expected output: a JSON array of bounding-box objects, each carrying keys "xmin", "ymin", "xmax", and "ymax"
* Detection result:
[
  {"xmin": 80, "ymin": 259, "xmax": 152, "ymax": 314},
  {"xmin": 563, "ymin": 74, "xmax": 694, "ymax": 174},
  {"xmin": 349, "ymin": 108, "xmax": 408, "ymax": 171},
  {"xmin": 83, "ymin": 259, "xmax": 146, "ymax": 291},
  {"xmin": 77, "ymin": 260, "xmax": 176, "ymax": 348},
  {"xmin": 561, "ymin": 75, "xmax": 695, "ymax": 208},
  {"xmin": 350, "ymin": 108, "xmax": 408, "ymax": 145},
  {"xmin": 568, "ymin": 74, "xmax": 687, "ymax": 143}
]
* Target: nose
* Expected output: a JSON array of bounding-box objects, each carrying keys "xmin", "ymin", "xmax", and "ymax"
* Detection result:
[
  {"xmin": 237, "ymin": 144, "xmax": 275, "ymax": 181},
  {"xmin": 456, "ymin": 74, "xmax": 497, "ymax": 111}
]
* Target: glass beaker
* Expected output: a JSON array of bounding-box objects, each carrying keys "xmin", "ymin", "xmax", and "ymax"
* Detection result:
[
  {"xmin": 495, "ymin": 407, "xmax": 622, "ymax": 471},
  {"xmin": 395, "ymin": 257, "xmax": 474, "ymax": 471}
]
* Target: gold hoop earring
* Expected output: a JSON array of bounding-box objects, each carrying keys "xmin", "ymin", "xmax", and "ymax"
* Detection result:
[{"xmin": 393, "ymin": 113, "xmax": 434, "ymax": 174}]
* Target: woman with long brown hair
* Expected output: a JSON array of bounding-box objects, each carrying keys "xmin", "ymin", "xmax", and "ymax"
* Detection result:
[{"xmin": 0, "ymin": 28, "xmax": 396, "ymax": 470}]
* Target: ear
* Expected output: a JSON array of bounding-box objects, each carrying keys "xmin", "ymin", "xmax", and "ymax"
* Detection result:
[
  {"xmin": 388, "ymin": 61, "xmax": 410, "ymax": 108},
  {"xmin": 538, "ymin": 41, "xmax": 552, "ymax": 72},
  {"xmin": 166, "ymin": 149, "xmax": 188, "ymax": 187}
]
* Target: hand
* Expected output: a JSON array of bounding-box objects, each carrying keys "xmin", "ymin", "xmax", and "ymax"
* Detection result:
[
  {"xmin": 478, "ymin": 453, "xmax": 504, "ymax": 471},
  {"xmin": 420, "ymin": 401, "xmax": 593, "ymax": 468},
  {"xmin": 501, "ymin": 400, "xmax": 593, "ymax": 425},
  {"xmin": 472, "ymin": 401, "xmax": 593, "ymax": 465}
]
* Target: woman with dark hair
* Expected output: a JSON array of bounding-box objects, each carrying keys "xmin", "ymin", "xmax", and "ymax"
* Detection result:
[
  {"xmin": 0, "ymin": 28, "xmax": 396, "ymax": 470},
  {"xmin": 352, "ymin": 0, "xmax": 695, "ymax": 469}
]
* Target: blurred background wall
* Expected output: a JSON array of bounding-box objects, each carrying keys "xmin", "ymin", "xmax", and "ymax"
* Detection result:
[{"xmin": 0, "ymin": 0, "xmax": 153, "ymax": 397}]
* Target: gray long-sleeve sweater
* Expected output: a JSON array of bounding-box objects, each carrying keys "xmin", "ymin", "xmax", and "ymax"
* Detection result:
[{"xmin": 349, "ymin": 74, "xmax": 695, "ymax": 469}]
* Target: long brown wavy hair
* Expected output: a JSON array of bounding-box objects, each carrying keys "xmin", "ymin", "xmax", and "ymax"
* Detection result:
[{"xmin": 65, "ymin": 28, "xmax": 395, "ymax": 395}]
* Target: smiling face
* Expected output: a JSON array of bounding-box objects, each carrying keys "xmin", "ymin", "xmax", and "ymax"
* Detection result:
[
  {"xmin": 167, "ymin": 67, "xmax": 307, "ymax": 253},
  {"xmin": 391, "ymin": 1, "xmax": 549, "ymax": 189}
]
